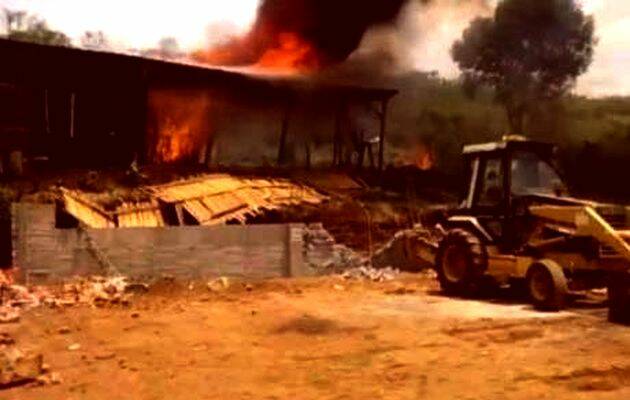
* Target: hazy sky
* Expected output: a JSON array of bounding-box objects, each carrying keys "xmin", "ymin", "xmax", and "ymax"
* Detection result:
[
  {"xmin": 1, "ymin": 0, "xmax": 629, "ymax": 97},
  {"xmin": 575, "ymin": 0, "xmax": 630, "ymax": 96},
  {"xmin": 1, "ymin": 0, "xmax": 260, "ymax": 49}
]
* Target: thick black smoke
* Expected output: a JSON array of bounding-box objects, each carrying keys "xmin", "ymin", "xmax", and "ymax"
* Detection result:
[
  {"xmin": 196, "ymin": 0, "xmax": 428, "ymax": 68},
  {"xmin": 253, "ymin": 0, "xmax": 409, "ymax": 64}
]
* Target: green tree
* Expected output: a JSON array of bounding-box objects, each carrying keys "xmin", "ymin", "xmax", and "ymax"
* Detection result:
[
  {"xmin": 451, "ymin": 0, "xmax": 595, "ymax": 135},
  {"xmin": 2, "ymin": 8, "xmax": 71, "ymax": 46}
]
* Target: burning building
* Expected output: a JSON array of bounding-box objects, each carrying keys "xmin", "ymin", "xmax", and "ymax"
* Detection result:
[{"xmin": 0, "ymin": 37, "xmax": 398, "ymax": 175}]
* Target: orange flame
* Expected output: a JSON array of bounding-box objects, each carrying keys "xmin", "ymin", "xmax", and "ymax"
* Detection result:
[
  {"xmin": 148, "ymin": 90, "xmax": 211, "ymax": 163},
  {"xmin": 192, "ymin": 31, "xmax": 322, "ymax": 74},
  {"xmin": 255, "ymin": 32, "xmax": 320, "ymax": 72},
  {"xmin": 413, "ymin": 142, "xmax": 435, "ymax": 170},
  {"xmin": 155, "ymin": 118, "xmax": 197, "ymax": 163}
]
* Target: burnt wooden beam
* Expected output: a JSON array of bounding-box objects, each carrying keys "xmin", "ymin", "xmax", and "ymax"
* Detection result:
[
  {"xmin": 333, "ymin": 103, "xmax": 342, "ymax": 168},
  {"xmin": 378, "ymin": 99, "xmax": 390, "ymax": 172},
  {"xmin": 277, "ymin": 104, "xmax": 291, "ymax": 166}
]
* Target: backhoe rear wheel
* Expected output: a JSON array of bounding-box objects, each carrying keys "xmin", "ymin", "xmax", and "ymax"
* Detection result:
[
  {"xmin": 608, "ymin": 272, "xmax": 630, "ymax": 325},
  {"xmin": 436, "ymin": 229, "xmax": 487, "ymax": 296},
  {"xmin": 526, "ymin": 260, "xmax": 568, "ymax": 311}
]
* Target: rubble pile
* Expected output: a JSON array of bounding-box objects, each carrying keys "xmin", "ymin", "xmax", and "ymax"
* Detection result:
[
  {"xmin": 302, "ymin": 223, "xmax": 369, "ymax": 273},
  {"xmin": 0, "ymin": 275, "xmax": 148, "ymax": 324},
  {"xmin": 50, "ymin": 276, "xmax": 148, "ymax": 308},
  {"xmin": 371, "ymin": 226, "xmax": 441, "ymax": 271},
  {"xmin": 341, "ymin": 266, "xmax": 400, "ymax": 282},
  {"xmin": 0, "ymin": 275, "xmax": 150, "ymax": 388},
  {"xmin": 0, "ymin": 284, "xmax": 49, "ymax": 323},
  {"xmin": 302, "ymin": 224, "xmax": 403, "ymax": 281}
]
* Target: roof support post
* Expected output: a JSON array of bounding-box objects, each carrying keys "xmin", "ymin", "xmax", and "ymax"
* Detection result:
[
  {"xmin": 333, "ymin": 102, "xmax": 342, "ymax": 168},
  {"xmin": 277, "ymin": 103, "xmax": 291, "ymax": 166},
  {"xmin": 69, "ymin": 92, "xmax": 76, "ymax": 139},
  {"xmin": 378, "ymin": 99, "xmax": 390, "ymax": 172},
  {"xmin": 137, "ymin": 84, "xmax": 149, "ymax": 164}
]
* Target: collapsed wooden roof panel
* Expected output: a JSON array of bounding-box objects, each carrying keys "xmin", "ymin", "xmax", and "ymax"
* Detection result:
[
  {"xmin": 148, "ymin": 175, "xmax": 239, "ymax": 203},
  {"xmin": 116, "ymin": 202, "xmax": 165, "ymax": 228},
  {"xmin": 61, "ymin": 174, "xmax": 327, "ymax": 229},
  {"xmin": 61, "ymin": 190, "xmax": 116, "ymax": 229}
]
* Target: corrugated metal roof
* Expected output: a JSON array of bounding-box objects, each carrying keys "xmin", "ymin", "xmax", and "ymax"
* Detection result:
[{"xmin": 60, "ymin": 174, "xmax": 326, "ymax": 229}]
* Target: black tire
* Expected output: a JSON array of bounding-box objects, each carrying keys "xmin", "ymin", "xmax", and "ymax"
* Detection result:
[
  {"xmin": 608, "ymin": 272, "xmax": 630, "ymax": 325},
  {"xmin": 526, "ymin": 260, "xmax": 568, "ymax": 311},
  {"xmin": 435, "ymin": 229, "xmax": 487, "ymax": 296}
]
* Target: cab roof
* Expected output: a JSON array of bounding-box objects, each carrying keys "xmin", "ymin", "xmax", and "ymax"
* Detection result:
[{"xmin": 463, "ymin": 136, "xmax": 556, "ymax": 157}]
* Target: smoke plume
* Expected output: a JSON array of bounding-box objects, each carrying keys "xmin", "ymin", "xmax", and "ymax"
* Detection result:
[
  {"xmin": 192, "ymin": 0, "xmax": 497, "ymax": 77},
  {"xmin": 194, "ymin": 0, "xmax": 422, "ymax": 71},
  {"xmin": 315, "ymin": 0, "xmax": 494, "ymax": 83}
]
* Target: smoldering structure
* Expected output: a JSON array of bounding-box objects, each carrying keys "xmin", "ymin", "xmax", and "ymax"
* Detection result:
[
  {"xmin": 0, "ymin": 0, "xmax": 502, "ymax": 175},
  {"xmin": 0, "ymin": 37, "xmax": 397, "ymax": 174},
  {"xmin": 0, "ymin": 36, "xmax": 399, "ymax": 273}
]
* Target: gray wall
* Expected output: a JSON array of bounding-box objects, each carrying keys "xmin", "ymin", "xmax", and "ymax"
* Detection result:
[{"xmin": 12, "ymin": 203, "xmax": 308, "ymax": 284}]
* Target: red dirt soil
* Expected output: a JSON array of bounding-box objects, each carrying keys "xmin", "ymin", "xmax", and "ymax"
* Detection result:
[{"xmin": 3, "ymin": 274, "xmax": 630, "ymax": 400}]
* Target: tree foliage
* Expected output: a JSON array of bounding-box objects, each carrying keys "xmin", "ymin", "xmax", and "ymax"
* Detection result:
[
  {"xmin": 451, "ymin": 0, "xmax": 595, "ymax": 134},
  {"xmin": 2, "ymin": 8, "xmax": 71, "ymax": 46}
]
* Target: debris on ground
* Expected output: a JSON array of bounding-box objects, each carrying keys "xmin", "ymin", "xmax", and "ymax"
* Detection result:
[
  {"xmin": 371, "ymin": 226, "xmax": 442, "ymax": 271},
  {"xmin": 0, "ymin": 310, "xmax": 20, "ymax": 324},
  {"xmin": 340, "ymin": 266, "xmax": 400, "ymax": 282},
  {"xmin": 303, "ymin": 224, "xmax": 369, "ymax": 273},
  {"xmin": 303, "ymin": 222, "xmax": 441, "ymax": 276},
  {"xmin": 67, "ymin": 344, "xmax": 81, "ymax": 352},
  {"xmin": 0, "ymin": 274, "xmax": 149, "ymax": 324},
  {"xmin": 0, "ymin": 333, "xmax": 14, "ymax": 346},
  {"xmin": 207, "ymin": 277, "xmax": 231, "ymax": 293},
  {"xmin": 57, "ymin": 327, "xmax": 71, "ymax": 335},
  {"xmin": 35, "ymin": 371, "xmax": 62, "ymax": 386},
  {"xmin": 50, "ymin": 276, "xmax": 136, "ymax": 308},
  {"xmin": 0, "ymin": 281, "xmax": 49, "ymax": 323},
  {"xmin": 384, "ymin": 285, "xmax": 417, "ymax": 295},
  {"xmin": 94, "ymin": 351, "xmax": 116, "ymax": 361},
  {"xmin": 0, "ymin": 343, "xmax": 45, "ymax": 389}
]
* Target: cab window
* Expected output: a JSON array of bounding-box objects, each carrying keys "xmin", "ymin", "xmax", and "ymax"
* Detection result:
[
  {"xmin": 477, "ymin": 158, "xmax": 504, "ymax": 208},
  {"xmin": 511, "ymin": 151, "xmax": 566, "ymax": 196}
]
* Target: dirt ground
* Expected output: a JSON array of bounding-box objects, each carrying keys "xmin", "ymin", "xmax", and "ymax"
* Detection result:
[{"xmin": 2, "ymin": 274, "xmax": 630, "ymax": 400}]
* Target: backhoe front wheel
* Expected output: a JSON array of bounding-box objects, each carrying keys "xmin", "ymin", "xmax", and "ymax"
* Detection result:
[
  {"xmin": 436, "ymin": 229, "xmax": 487, "ymax": 296},
  {"xmin": 608, "ymin": 272, "xmax": 630, "ymax": 325},
  {"xmin": 526, "ymin": 260, "xmax": 568, "ymax": 311}
]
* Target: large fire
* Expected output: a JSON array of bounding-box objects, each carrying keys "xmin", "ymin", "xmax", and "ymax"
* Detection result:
[
  {"xmin": 148, "ymin": 90, "xmax": 211, "ymax": 163},
  {"xmin": 192, "ymin": 0, "xmax": 408, "ymax": 73},
  {"xmin": 193, "ymin": 31, "xmax": 322, "ymax": 74},
  {"xmin": 255, "ymin": 32, "xmax": 320, "ymax": 72},
  {"xmin": 155, "ymin": 118, "xmax": 198, "ymax": 163}
]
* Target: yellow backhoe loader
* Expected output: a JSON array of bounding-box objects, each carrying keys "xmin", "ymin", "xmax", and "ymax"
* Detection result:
[{"xmin": 413, "ymin": 136, "xmax": 630, "ymax": 323}]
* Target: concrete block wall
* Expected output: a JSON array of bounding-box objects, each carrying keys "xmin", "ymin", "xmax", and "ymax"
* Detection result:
[{"xmin": 12, "ymin": 203, "xmax": 309, "ymax": 284}]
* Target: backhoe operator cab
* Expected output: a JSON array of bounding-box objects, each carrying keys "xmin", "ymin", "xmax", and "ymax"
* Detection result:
[
  {"xmin": 458, "ymin": 137, "xmax": 566, "ymax": 251},
  {"xmin": 435, "ymin": 136, "xmax": 630, "ymax": 322}
]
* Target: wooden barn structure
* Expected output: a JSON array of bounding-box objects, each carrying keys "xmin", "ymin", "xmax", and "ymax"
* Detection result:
[{"xmin": 0, "ymin": 38, "xmax": 397, "ymax": 175}]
